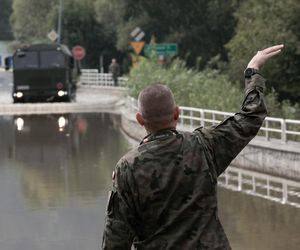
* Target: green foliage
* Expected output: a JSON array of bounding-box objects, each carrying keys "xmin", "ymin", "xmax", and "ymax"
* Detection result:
[
  {"xmin": 7, "ymin": 0, "xmax": 300, "ymax": 117},
  {"xmin": 265, "ymin": 89, "xmax": 300, "ymax": 119},
  {"xmin": 128, "ymin": 57, "xmax": 242, "ymax": 112},
  {"xmin": 9, "ymin": 0, "xmax": 121, "ymax": 68},
  {"xmin": 0, "ymin": 0, "xmax": 13, "ymax": 40},
  {"xmin": 58, "ymin": 0, "xmax": 119, "ymax": 68},
  {"xmin": 128, "ymin": 56, "xmax": 300, "ymax": 119},
  {"xmin": 95, "ymin": 0, "xmax": 236, "ymax": 67},
  {"xmin": 11, "ymin": 0, "xmax": 56, "ymax": 43},
  {"xmin": 226, "ymin": 0, "xmax": 300, "ymax": 103}
]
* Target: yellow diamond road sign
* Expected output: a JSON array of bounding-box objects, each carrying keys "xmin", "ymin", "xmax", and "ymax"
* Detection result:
[{"xmin": 131, "ymin": 41, "xmax": 145, "ymax": 55}]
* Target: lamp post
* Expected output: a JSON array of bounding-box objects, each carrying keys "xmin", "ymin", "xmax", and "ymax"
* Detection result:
[{"xmin": 57, "ymin": 0, "xmax": 63, "ymax": 44}]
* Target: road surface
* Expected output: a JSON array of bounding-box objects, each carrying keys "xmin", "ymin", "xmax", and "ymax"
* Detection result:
[{"xmin": 0, "ymin": 70, "xmax": 13, "ymax": 103}]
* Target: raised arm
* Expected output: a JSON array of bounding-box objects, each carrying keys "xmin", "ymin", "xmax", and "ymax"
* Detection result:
[{"xmin": 197, "ymin": 45, "xmax": 284, "ymax": 176}]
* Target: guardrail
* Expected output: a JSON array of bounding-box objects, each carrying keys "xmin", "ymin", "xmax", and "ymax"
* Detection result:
[
  {"xmin": 80, "ymin": 69, "xmax": 128, "ymax": 87},
  {"xmin": 219, "ymin": 166, "xmax": 300, "ymax": 208},
  {"xmin": 82, "ymin": 70, "xmax": 300, "ymax": 143},
  {"xmin": 126, "ymin": 96, "xmax": 300, "ymax": 143}
]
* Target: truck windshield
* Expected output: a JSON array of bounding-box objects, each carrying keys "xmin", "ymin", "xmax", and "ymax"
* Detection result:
[
  {"xmin": 40, "ymin": 51, "xmax": 65, "ymax": 68},
  {"xmin": 14, "ymin": 51, "xmax": 39, "ymax": 69}
]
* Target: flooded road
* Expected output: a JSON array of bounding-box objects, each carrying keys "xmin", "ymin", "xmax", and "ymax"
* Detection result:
[
  {"xmin": 0, "ymin": 113, "xmax": 130, "ymax": 250},
  {"xmin": 0, "ymin": 113, "xmax": 299, "ymax": 250}
]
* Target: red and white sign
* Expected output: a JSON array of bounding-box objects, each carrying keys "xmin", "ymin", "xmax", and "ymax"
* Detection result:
[{"xmin": 72, "ymin": 45, "xmax": 86, "ymax": 60}]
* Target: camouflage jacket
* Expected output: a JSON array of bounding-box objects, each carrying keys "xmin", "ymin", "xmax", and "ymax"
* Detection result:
[{"xmin": 102, "ymin": 74, "xmax": 267, "ymax": 249}]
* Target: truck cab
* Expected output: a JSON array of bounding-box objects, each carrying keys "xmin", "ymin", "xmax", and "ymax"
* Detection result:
[{"xmin": 8, "ymin": 44, "xmax": 79, "ymax": 103}]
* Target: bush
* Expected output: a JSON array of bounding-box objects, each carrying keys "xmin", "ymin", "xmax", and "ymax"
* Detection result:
[
  {"xmin": 127, "ymin": 56, "xmax": 300, "ymax": 119},
  {"xmin": 128, "ymin": 57, "xmax": 242, "ymax": 112}
]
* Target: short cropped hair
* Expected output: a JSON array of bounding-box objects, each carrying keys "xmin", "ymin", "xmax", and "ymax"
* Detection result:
[{"xmin": 138, "ymin": 84, "xmax": 176, "ymax": 125}]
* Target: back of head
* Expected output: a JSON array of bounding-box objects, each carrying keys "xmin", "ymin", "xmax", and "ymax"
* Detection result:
[{"xmin": 138, "ymin": 84, "xmax": 176, "ymax": 127}]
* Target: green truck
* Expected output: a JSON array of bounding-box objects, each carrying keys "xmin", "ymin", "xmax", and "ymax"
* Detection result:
[{"xmin": 6, "ymin": 43, "xmax": 80, "ymax": 103}]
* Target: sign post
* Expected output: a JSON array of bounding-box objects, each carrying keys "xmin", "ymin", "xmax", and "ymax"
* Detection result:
[{"xmin": 130, "ymin": 27, "xmax": 146, "ymax": 67}]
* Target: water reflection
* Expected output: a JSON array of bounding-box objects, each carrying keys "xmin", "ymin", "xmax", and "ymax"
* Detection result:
[
  {"xmin": 0, "ymin": 113, "xmax": 299, "ymax": 250},
  {"xmin": 0, "ymin": 113, "xmax": 130, "ymax": 250},
  {"xmin": 5, "ymin": 113, "xmax": 130, "ymax": 209},
  {"xmin": 219, "ymin": 188, "xmax": 300, "ymax": 250}
]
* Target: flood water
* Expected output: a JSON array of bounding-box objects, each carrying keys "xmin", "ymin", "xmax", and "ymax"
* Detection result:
[{"xmin": 0, "ymin": 113, "xmax": 299, "ymax": 250}]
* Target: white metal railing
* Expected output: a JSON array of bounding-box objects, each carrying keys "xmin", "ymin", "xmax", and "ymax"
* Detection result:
[
  {"xmin": 80, "ymin": 69, "xmax": 128, "ymax": 87},
  {"xmin": 80, "ymin": 71, "xmax": 300, "ymax": 143},
  {"xmin": 178, "ymin": 106, "xmax": 300, "ymax": 143},
  {"xmin": 125, "ymin": 97, "xmax": 300, "ymax": 143},
  {"xmin": 219, "ymin": 166, "xmax": 300, "ymax": 208}
]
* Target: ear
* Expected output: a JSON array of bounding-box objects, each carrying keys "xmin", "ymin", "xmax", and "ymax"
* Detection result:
[
  {"xmin": 136, "ymin": 112, "xmax": 145, "ymax": 126},
  {"xmin": 174, "ymin": 106, "xmax": 180, "ymax": 121}
]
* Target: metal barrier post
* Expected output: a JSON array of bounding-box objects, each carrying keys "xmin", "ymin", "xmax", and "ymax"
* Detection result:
[
  {"xmin": 225, "ymin": 170, "xmax": 229, "ymax": 185},
  {"xmin": 267, "ymin": 178, "xmax": 270, "ymax": 197},
  {"xmin": 281, "ymin": 119, "xmax": 287, "ymax": 143},
  {"xmin": 238, "ymin": 172, "xmax": 242, "ymax": 191},
  {"xmin": 282, "ymin": 183, "xmax": 288, "ymax": 204},
  {"xmin": 212, "ymin": 113, "xmax": 216, "ymax": 125},
  {"xmin": 200, "ymin": 110, "xmax": 204, "ymax": 127},
  {"xmin": 252, "ymin": 176, "xmax": 256, "ymax": 192},
  {"xmin": 265, "ymin": 120, "xmax": 269, "ymax": 140}
]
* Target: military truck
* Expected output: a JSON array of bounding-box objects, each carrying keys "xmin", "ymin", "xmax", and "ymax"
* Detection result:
[{"xmin": 5, "ymin": 44, "xmax": 80, "ymax": 103}]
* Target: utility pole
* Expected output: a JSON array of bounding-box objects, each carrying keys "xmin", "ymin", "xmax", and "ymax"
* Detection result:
[{"xmin": 57, "ymin": 0, "xmax": 63, "ymax": 44}]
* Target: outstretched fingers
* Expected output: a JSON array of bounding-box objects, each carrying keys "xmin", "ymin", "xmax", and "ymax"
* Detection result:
[
  {"xmin": 262, "ymin": 44, "xmax": 284, "ymax": 55},
  {"xmin": 247, "ymin": 44, "xmax": 284, "ymax": 69},
  {"xmin": 265, "ymin": 49, "xmax": 283, "ymax": 59}
]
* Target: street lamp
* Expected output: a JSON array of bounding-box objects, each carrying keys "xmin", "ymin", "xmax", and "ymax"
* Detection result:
[{"xmin": 57, "ymin": 0, "xmax": 63, "ymax": 44}]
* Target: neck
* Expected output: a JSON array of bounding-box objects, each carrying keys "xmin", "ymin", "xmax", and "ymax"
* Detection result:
[{"xmin": 145, "ymin": 124, "xmax": 176, "ymax": 135}]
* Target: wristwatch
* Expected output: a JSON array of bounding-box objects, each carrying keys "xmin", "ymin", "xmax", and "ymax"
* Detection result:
[{"xmin": 244, "ymin": 68, "xmax": 259, "ymax": 78}]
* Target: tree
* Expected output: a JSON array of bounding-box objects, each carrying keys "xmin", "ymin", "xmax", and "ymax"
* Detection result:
[
  {"xmin": 11, "ymin": 0, "xmax": 56, "ymax": 43},
  {"xmin": 59, "ymin": 0, "xmax": 121, "ymax": 68},
  {"xmin": 226, "ymin": 0, "xmax": 300, "ymax": 103},
  {"xmin": 95, "ymin": 0, "xmax": 236, "ymax": 68},
  {"xmin": 10, "ymin": 0, "xmax": 121, "ymax": 68},
  {"xmin": 0, "ymin": 0, "xmax": 13, "ymax": 40}
]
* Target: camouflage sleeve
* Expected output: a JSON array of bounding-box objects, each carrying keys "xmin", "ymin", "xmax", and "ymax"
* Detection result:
[
  {"xmin": 102, "ymin": 161, "xmax": 136, "ymax": 249},
  {"xmin": 196, "ymin": 74, "xmax": 267, "ymax": 176}
]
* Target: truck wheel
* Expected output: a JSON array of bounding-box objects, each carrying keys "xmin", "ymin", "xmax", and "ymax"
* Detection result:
[
  {"xmin": 63, "ymin": 95, "xmax": 71, "ymax": 102},
  {"xmin": 13, "ymin": 97, "xmax": 22, "ymax": 103}
]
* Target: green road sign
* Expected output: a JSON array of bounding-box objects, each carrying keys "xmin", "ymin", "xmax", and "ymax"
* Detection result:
[{"xmin": 144, "ymin": 43, "xmax": 178, "ymax": 56}]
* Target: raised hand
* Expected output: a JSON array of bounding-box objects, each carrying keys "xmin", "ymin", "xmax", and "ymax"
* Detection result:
[{"xmin": 247, "ymin": 44, "xmax": 284, "ymax": 70}]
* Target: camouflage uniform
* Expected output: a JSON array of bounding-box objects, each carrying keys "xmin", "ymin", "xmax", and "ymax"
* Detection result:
[{"xmin": 102, "ymin": 74, "xmax": 267, "ymax": 249}]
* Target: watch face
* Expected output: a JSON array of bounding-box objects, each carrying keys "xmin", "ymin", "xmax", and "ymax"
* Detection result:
[{"xmin": 245, "ymin": 68, "xmax": 254, "ymax": 77}]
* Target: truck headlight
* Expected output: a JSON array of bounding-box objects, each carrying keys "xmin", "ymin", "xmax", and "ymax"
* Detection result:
[{"xmin": 14, "ymin": 92, "xmax": 23, "ymax": 98}]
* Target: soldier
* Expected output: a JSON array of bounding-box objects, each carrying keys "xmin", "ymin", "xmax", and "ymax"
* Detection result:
[
  {"xmin": 109, "ymin": 58, "xmax": 120, "ymax": 86},
  {"xmin": 102, "ymin": 45, "xmax": 284, "ymax": 249}
]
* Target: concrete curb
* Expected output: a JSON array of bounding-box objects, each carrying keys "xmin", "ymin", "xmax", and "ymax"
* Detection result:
[
  {"xmin": 0, "ymin": 101, "xmax": 123, "ymax": 115},
  {"xmin": 0, "ymin": 67, "xmax": 12, "ymax": 72},
  {"xmin": 0, "ymin": 87, "xmax": 126, "ymax": 115}
]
